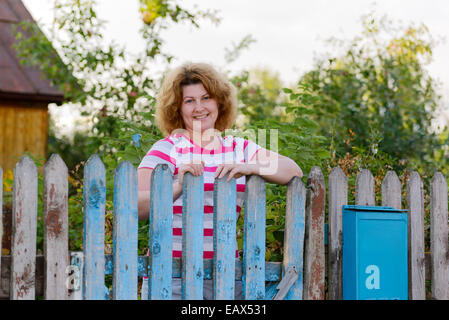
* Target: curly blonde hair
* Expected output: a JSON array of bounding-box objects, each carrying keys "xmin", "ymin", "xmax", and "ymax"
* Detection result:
[{"xmin": 154, "ymin": 62, "xmax": 238, "ymax": 136}]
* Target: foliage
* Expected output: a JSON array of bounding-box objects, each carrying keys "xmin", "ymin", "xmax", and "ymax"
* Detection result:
[
  {"xmin": 230, "ymin": 69, "xmax": 330, "ymax": 260},
  {"xmin": 297, "ymin": 13, "xmax": 449, "ymax": 176}
]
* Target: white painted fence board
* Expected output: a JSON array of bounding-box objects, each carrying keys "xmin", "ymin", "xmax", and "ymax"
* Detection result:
[
  {"xmin": 430, "ymin": 172, "xmax": 449, "ymax": 300},
  {"xmin": 355, "ymin": 169, "xmax": 375, "ymax": 206},
  {"xmin": 406, "ymin": 171, "xmax": 426, "ymax": 300},
  {"xmin": 43, "ymin": 154, "xmax": 69, "ymax": 300},
  {"xmin": 11, "ymin": 155, "xmax": 37, "ymax": 300},
  {"xmin": 328, "ymin": 167, "xmax": 347, "ymax": 300},
  {"xmin": 382, "ymin": 171, "xmax": 401, "ymax": 209}
]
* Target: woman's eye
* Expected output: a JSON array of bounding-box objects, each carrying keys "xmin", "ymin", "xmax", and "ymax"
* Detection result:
[
  {"xmin": 185, "ymin": 99, "xmax": 193, "ymax": 104},
  {"xmin": 203, "ymin": 95, "xmax": 210, "ymax": 100}
]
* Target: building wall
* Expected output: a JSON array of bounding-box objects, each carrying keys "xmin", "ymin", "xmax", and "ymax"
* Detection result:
[{"xmin": 0, "ymin": 102, "xmax": 48, "ymax": 172}]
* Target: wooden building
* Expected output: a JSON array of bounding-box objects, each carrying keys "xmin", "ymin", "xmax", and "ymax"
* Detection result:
[{"xmin": 0, "ymin": 0, "xmax": 63, "ymax": 172}]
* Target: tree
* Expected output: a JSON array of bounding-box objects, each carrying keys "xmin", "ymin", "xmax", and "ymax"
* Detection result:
[
  {"xmin": 12, "ymin": 0, "xmax": 220, "ymax": 254},
  {"xmin": 297, "ymin": 13, "xmax": 448, "ymax": 174},
  {"xmin": 13, "ymin": 0, "xmax": 220, "ymax": 165}
]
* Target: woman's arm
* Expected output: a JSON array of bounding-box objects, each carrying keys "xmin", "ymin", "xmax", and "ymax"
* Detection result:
[
  {"xmin": 254, "ymin": 148, "xmax": 303, "ymax": 185},
  {"xmin": 214, "ymin": 147, "xmax": 303, "ymax": 185},
  {"xmin": 137, "ymin": 168, "xmax": 153, "ymax": 221},
  {"xmin": 137, "ymin": 162, "xmax": 205, "ymax": 220}
]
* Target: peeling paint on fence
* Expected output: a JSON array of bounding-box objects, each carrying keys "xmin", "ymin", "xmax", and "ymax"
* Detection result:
[
  {"xmin": 11, "ymin": 155, "xmax": 37, "ymax": 300},
  {"xmin": 43, "ymin": 154, "xmax": 69, "ymax": 300},
  {"xmin": 112, "ymin": 161, "xmax": 138, "ymax": 300},
  {"xmin": 213, "ymin": 174, "xmax": 237, "ymax": 300},
  {"xmin": 181, "ymin": 173, "xmax": 204, "ymax": 300},
  {"xmin": 242, "ymin": 175, "xmax": 266, "ymax": 300},
  {"xmin": 283, "ymin": 176, "xmax": 306, "ymax": 300},
  {"xmin": 148, "ymin": 164, "xmax": 173, "ymax": 300},
  {"xmin": 82, "ymin": 154, "xmax": 106, "ymax": 300}
]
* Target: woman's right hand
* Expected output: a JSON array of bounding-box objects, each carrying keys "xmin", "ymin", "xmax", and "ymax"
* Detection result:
[{"xmin": 176, "ymin": 161, "xmax": 205, "ymax": 187}]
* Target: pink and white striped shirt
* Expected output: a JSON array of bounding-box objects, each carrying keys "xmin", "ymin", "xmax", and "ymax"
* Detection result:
[{"xmin": 138, "ymin": 133, "xmax": 261, "ymax": 259}]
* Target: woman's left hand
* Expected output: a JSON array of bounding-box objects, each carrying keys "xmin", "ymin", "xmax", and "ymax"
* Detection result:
[{"xmin": 214, "ymin": 163, "xmax": 259, "ymax": 181}]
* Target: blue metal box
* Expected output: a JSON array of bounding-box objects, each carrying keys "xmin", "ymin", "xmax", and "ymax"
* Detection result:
[{"xmin": 342, "ymin": 205, "xmax": 408, "ymax": 300}]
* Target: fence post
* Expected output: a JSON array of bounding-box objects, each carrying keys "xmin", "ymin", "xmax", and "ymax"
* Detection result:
[
  {"xmin": 381, "ymin": 171, "xmax": 401, "ymax": 209},
  {"xmin": 430, "ymin": 172, "xmax": 449, "ymax": 300},
  {"xmin": 182, "ymin": 173, "xmax": 204, "ymax": 300},
  {"xmin": 242, "ymin": 175, "xmax": 266, "ymax": 300},
  {"xmin": 356, "ymin": 169, "xmax": 375, "ymax": 206},
  {"xmin": 10, "ymin": 155, "xmax": 37, "ymax": 300},
  {"xmin": 406, "ymin": 171, "xmax": 425, "ymax": 300},
  {"xmin": 148, "ymin": 164, "xmax": 173, "ymax": 300},
  {"xmin": 213, "ymin": 174, "xmax": 237, "ymax": 300},
  {"xmin": 82, "ymin": 154, "xmax": 106, "ymax": 300},
  {"xmin": 304, "ymin": 166, "xmax": 325, "ymax": 300},
  {"xmin": 112, "ymin": 161, "xmax": 138, "ymax": 300},
  {"xmin": 328, "ymin": 167, "xmax": 347, "ymax": 300},
  {"xmin": 43, "ymin": 154, "xmax": 69, "ymax": 300},
  {"xmin": 283, "ymin": 176, "xmax": 306, "ymax": 300}
]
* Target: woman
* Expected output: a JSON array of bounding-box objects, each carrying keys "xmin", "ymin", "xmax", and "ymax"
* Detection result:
[{"xmin": 138, "ymin": 62, "xmax": 302, "ymax": 299}]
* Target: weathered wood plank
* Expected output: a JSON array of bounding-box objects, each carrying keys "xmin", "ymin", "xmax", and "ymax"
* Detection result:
[
  {"xmin": 148, "ymin": 164, "xmax": 173, "ymax": 300},
  {"xmin": 10, "ymin": 155, "xmax": 37, "ymax": 300},
  {"xmin": 304, "ymin": 166, "xmax": 325, "ymax": 300},
  {"xmin": 0, "ymin": 166, "xmax": 2, "ymax": 279},
  {"xmin": 43, "ymin": 154, "xmax": 69, "ymax": 300},
  {"xmin": 328, "ymin": 167, "xmax": 347, "ymax": 300},
  {"xmin": 283, "ymin": 176, "xmax": 306, "ymax": 300},
  {"xmin": 82, "ymin": 154, "xmax": 106, "ymax": 300},
  {"xmin": 242, "ymin": 175, "xmax": 266, "ymax": 300},
  {"xmin": 381, "ymin": 171, "xmax": 401, "ymax": 209},
  {"xmin": 182, "ymin": 173, "xmax": 204, "ymax": 300},
  {"xmin": 406, "ymin": 171, "xmax": 425, "ymax": 300},
  {"xmin": 430, "ymin": 172, "xmax": 449, "ymax": 300},
  {"xmin": 213, "ymin": 175, "xmax": 237, "ymax": 300},
  {"xmin": 112, "ymin": 161, "xmax": 138, "ymax": 300},
  {"xmin": 355, "ymin": 169, "xmax": 375, "ymax": 206}
]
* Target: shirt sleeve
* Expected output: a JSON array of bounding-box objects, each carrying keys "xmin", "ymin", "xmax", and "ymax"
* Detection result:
[
  {"xmin": 138, "ymin": 138, "xmax": 176, "ymax": 173},
  {"xmin": 243, "ymin": 138, "xmax": 262, "ymax": 163}
]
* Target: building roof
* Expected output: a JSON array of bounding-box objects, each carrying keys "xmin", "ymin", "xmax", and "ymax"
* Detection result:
[{"xmin": 0, "ymin": 0, "xmax": 64, "ymax": 103}]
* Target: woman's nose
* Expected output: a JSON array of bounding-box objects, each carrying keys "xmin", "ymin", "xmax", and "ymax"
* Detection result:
[{"xmin": 193, "ymin": 99, "xmax": 204, "ymax": 110}]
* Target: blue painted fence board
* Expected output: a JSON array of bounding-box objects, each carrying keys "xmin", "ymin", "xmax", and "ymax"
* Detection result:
[
  {"xmin": 182, "ymin": 173, "xmax": 204, "ymax": 300},
  {"xmin": 112, "ymin": 161, "xmax": 138, "ymax": 300},
  {"xmin": 283, "ymin": 176, "xmax": 306, "ymax": 300},
  {"xmin": 82, "ymin": 154, "xmax": 106, "ymax": 300},
  {"xmin": 213, "ymin": 175, "xmax": 237, "ymax": 300},
  {"xmin": 148, "ymin": 164, "xmax": 173, "ymax": 299},
  {"xmin": 243, "ymin": 175, "xmax": 266, "ymax": 300}
]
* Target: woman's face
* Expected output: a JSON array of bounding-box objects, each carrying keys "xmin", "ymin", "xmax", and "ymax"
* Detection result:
[{"xmin": 180, "ymin": 83, "xmax": 219, "ymax": 134}]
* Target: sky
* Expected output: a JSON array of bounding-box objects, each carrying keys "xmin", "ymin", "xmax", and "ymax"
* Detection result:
[{"xmin": 21, "ymin": 0, "xmax": 449, "ymax": 136}]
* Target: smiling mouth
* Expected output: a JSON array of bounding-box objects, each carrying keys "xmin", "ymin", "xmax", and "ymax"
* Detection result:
[{"xmin": 193, "ymin": 114, "xmax": 209, "ymax": 120}]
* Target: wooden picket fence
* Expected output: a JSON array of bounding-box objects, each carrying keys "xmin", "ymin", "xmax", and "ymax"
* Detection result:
[{"xmin": 0, "ymin": 154, "xmax": 448, "ymax": 300}]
